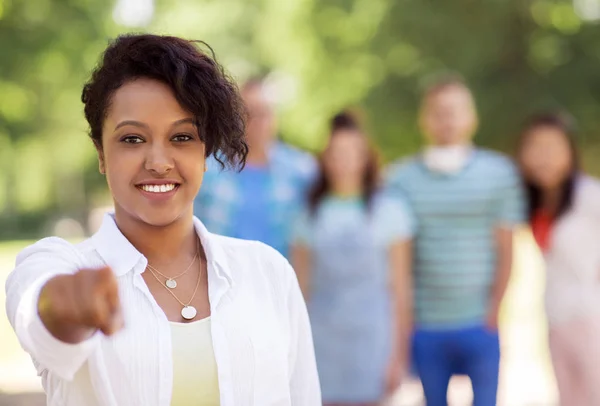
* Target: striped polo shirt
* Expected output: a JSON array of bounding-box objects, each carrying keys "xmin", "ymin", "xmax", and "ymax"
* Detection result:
[{"xmin": 386, "ymin": 149, "xmax": 525, "ymax": 329}]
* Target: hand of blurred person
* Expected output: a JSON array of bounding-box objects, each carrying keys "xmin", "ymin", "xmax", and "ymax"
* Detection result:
[
  {"xmin": 384, "ymin": 358, "xmax": 405, "ymax": 399},
  {"xmin": 38, "ymin": 267, "xmax": 123, "ymax": 343},
  {"xmin": 486, "ymin": 306, "xmax": 500, "ymax": 331}
]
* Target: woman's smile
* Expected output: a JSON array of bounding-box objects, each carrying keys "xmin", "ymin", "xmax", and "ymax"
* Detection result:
[{"xmin": 135, "ymin": 180, "xmax": 182, "ymax": 202}]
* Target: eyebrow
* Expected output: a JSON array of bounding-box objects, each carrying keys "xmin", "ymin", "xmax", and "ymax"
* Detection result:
[
  {"xmin": 171, "ymin": 118, "xmax": 196, "ymax": 127},
  {"xmin": 114, "ymin": 118, "xmax": 196, "ymax": 131}
]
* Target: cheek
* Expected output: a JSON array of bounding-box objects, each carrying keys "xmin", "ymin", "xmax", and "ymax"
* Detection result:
[
  {"xmin": 423, "ymin": 115, "xmax": 439, "ymax": 131},
  {"xmin": 103, "ymin": 152, "xmax": 134, "ymax": 185},
  {"xmin": 555, "ymin": 146, "xmax": 572, "ymax": 165},
  {"xmin": 322, "ymin": 159, "xmax": 337, "ymax": 176},
  {"xmin": 348, "ymin": 155, "xmax": 368, "ymax": 173},
  {"xmin": 520, "ymin": 149, "xmax": 538, "ymax": 170},
  {"xmin": 180, "ymin": 155, "xmax": 207, "ymax": 186},
  {"xmin": 323, "ymin": 153, "xmax": 347, "ymax": 177},
  {"xmin": 458, "ymin": 111, "xmax": 475, "ymax": 129},
  {"xmin": 553, "ymin": 154, "xmax": 572, "ymax": 176}
]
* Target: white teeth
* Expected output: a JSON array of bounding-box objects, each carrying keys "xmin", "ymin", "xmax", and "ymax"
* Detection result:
[{"xmin": 140, "ymin": 184, "xmax": 176, "ymax": 193}]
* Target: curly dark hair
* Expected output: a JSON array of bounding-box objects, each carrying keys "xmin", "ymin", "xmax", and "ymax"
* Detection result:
[
  {"xmin": 308, "ymin": 111, "xmax": 380, "ymax": 215},
  {"xmin": 81, "ymin": 33, "xmax": 248, "ymax": 169}
]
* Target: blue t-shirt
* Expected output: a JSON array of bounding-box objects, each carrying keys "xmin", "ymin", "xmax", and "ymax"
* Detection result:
[
  {"xmin": 385, "ymin": 149, "xmax": 525, "ymax": 329},
  {"xmin": 233, "ymin": 165, "xmax": 275, "ymax": 250},
  {"xmin": 194, "ymin": 142, "xmax": 316, "ymax": 258}
]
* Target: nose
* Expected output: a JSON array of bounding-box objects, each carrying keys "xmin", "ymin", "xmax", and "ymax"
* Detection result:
[{"xmin": 144, "ymin": 143, "xmax": 174, "ymax": 175}]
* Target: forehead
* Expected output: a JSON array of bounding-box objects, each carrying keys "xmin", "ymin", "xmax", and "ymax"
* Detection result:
[
  {"xmin": 241, "ymin": 85, "xmax": 271, "ymax": 107},
  {"xmin": 107, "ymin": 78, "xmax": 192, "ymax": 123},
  {"xmin": 525, "ymin": 126, "xmax": 569, "ymax": 144},
  {"xmin": 329, "ymin": 130, "xmax": 366, "ymax": 148},
  {"xmin": 424, "ymin": 84, "xmax": 473, "ymax": 107},
  {"xmin": 241, "ymin": 84, "xmax": 266, "ymax": 101}
]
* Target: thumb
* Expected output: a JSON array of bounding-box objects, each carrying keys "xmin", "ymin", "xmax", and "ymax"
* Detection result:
[{"xmin": 96, "ymin": 266, "xmax": 115, "ymax": 280}]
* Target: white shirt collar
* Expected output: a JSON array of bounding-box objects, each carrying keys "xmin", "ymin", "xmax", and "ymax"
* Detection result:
[
  {"xmin": 90, "ymin": 213, "xmax": 232, "ymax": 285},
  {"xmin": 422, "ymin": 144, "xmax": 474, "ymax": 174}
]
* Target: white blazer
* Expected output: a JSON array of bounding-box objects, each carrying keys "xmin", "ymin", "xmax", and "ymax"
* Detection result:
[{"xmin": 5, "ymin": 213, "xmax": 321, "ymax": 406}]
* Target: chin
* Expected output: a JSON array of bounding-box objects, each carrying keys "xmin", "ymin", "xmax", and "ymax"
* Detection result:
[
  {"xmin": 133, "ymin": 208, "xmax": 188, "ymax": 228},
  {"xmin": 432, "ymin": 135, "xmax": 458, "ymax": 146},
  {"xmin": 114, "ymin": 194, "xmax": 194, "ymax": 228}
]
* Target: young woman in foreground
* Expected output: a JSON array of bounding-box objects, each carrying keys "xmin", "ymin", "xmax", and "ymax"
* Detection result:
[
  {"xmin": 291, "ymin": 112, "xmax": 414, "ymax": 406},
  {"xmin": 5, "ymin": 34, "xmax": 320, "ymax": 406},
  {"xmin": 517, "ymin": 112, "xmax": 600, "ymax": 406}
]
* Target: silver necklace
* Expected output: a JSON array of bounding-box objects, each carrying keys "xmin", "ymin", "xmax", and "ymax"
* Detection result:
[
  {"xmin": 146, "ymin": 244, "xmax": 199, "ymax": 289},
  {"xmin": 146, "ymin": 262, "xmax": 203, "ymax": 320}
]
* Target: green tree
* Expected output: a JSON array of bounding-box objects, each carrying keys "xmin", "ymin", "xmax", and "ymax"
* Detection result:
[
  {"xmin": 0, "ymin": 0, "xmax": 117, "ymax": 238},
  {"xmin": 3, "ymin": 0, "xmax": 600, "ymax": 239}
]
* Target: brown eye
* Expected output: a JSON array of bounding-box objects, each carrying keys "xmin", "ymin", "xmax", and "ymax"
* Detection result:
[
  {"xmin": 172, "ymin": 134, "xmax": 194, "ymax": 142},
  {"xmin": 121, "ymin": 135, "xmax": 144, "ymax": 144}
]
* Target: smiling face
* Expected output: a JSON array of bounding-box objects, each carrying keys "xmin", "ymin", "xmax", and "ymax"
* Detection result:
[{"xmin": 98, "ymin": 78, "xmax": 206, "ymax": 227}]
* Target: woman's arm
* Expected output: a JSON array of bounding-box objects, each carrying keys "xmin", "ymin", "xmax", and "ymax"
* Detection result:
[
  {"xmin": 5, "ymin": 237, "xmax": 120, "ymax": 381},
  {"xmin": 387, "ymin": 239, "xmax": 413, "ymax": 391},
  {"xmin": 487, "ymin": 226, "xmax": 514, "ymax": 330},
  {"xmin": 290, "ymin": 244, "xmax": 312, "ymax": 300},
  {"xmin": 488, "ymin": 161, "xmax": 524, "ymax": 329}
]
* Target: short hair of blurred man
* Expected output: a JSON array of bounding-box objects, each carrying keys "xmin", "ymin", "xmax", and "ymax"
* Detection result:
[
  {"xmin": 240, "ymin": 77, "xmax": 278, "ymax": 165},
  {"xmin": 419, "ymin": 75, "xmax": 479, "ymax": 147}
]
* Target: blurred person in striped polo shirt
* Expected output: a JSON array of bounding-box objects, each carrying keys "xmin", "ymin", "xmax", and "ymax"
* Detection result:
[
  {"xmin": 385, "ymin": 75, "xmax": 525, "ymax": 406},
  {"xmin": 194, "ymin": 78, "xmax": 316, "ymax": 258}
]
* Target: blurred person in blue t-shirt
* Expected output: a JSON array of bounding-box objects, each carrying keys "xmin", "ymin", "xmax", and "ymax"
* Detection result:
[
  {"xmin": 194, "ymin": 78, "xmax": 316, "ymax": 258},
  {"xmin": 385, "ymin": 75, "xmax": 524, "ymax": 406}
]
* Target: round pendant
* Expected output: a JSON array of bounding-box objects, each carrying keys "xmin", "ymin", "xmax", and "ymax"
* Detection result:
[
  {"xmin": 181, "ymin": 306, "xmax": 197, "ymax": 320},
  {"xmin": 165, "ymin": 279, "xmax": 177, "ymax": 289}
]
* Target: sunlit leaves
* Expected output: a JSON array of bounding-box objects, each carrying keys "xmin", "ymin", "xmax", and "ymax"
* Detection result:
[
  {"xmin": 0, "ymin": 82, "xmax": 35, "ymax": 123},
  {"xmin": 4, "ymin": 0, "xmax": 600, "ymax": 237}
]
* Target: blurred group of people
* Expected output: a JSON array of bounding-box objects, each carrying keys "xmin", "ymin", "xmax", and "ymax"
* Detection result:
[{"xmin": 194, "ymin": 75, "xmax": 600, "ymax": 406}]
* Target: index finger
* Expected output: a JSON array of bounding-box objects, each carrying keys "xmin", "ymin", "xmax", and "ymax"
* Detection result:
[
  {"xmin": 95, "ymin": 266, "xmax": 115, "ymax": 281},
  {"xmin": 94, "ymin": 266, "xmax": 119, "ymax": 306}
]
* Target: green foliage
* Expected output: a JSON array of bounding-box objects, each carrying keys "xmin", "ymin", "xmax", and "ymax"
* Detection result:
[
  {"xmin": 151, "ymin": 0, "xmax": 600, "ymax": 162},
  {"xmin": 2, "ymin": 0, "xmax": 600, "ymax": 238},
  {"xmin": 0, "ymin": 0, "xmax": 118, "ymax": 234}
]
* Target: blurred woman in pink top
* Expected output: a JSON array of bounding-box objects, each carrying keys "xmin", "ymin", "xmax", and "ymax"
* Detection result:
[{"xmin": 517, "ymin": 112, "xmax": 600, "ymax": 406}]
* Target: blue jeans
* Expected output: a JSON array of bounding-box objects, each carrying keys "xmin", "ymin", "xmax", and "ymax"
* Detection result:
[{"xmin": 412, "ymin": 325, "xmax": 500, "ymax": 406}]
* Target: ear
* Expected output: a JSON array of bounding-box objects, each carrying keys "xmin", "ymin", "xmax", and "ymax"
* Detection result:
[{"xmin": 95, "ymin": 141, "xmax": 106, "ymax": 175}]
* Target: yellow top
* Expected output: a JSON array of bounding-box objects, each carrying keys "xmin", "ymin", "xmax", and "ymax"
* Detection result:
[{"xmin": 170, "ymin": 317, "xmax": 220, "ymax": 406}]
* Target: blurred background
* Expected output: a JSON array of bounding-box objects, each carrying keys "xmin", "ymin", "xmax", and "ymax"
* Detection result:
[{"xmin": 3, "ymin": 0, "xmax": 600, "ymax": 404}]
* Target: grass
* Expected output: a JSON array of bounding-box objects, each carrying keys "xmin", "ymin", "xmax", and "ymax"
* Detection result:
[
  {"xmin": 0, "ymin": 239, "xmax": 34, "ymax": 344},
  {"xmin": 0, "ymin": 240, "xmax": 38, "ymax": 393}
]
